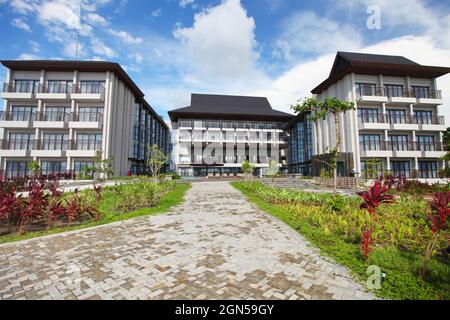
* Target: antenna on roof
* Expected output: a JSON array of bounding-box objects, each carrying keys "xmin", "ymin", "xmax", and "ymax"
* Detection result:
[{"xmin": 75, "ymin": 1, "xmax": 82, "ymax": 61}]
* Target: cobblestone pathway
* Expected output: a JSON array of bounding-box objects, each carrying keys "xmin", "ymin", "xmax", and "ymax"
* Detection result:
[{"xmin": 0, "ymin": 182, "xmax": 375, "ymax": 300}]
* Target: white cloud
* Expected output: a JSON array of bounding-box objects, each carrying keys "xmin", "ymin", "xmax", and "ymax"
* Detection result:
[
  {"xmin": 173, "ymin": 0, "xmax": 268, "ymax": 89},
  {"xmin": 132, "ymin": 52, "xmax": 143, "ymax": 64},
  {"xmin": 107, "ymin": 29, "xmax": 143, "ymax": 45},
  {"xmin": 37, "ymin": 1, "xmax": 80, "ymax": 30},
  {"xmin": 29, "ymin": 40, "xmax": 40, "ymax": 53},
  {"xmin": 90, "ymin": 39, "xmax": 116, "ymax": 58},
  {"xmin": 11, "ymin": 18, "xmax": 31, "ymax": 32},
  {"xmin": 17, "ymin": 53, "xmax": 41, "ymax": 60},
  {"xmin": 84, "ymin": 12, "xmax": 108, "ymax": 26},
  {"xmin": 8, "ymin": 0, "xmax": 37, "ymax": 14},
  {"xmin": 272, "ymin": 11, "xmax": 363, "ymax": 61},
  {"xmin": 151, "ymin": 8, "xmax": 162, "ymax": 18},
  {"xmin": 179, "ymin": 0, "xmax": 195, "ymax": 8}
]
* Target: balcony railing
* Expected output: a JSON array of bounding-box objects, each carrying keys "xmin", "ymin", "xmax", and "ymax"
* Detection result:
[
  {"xmin": 71, "ymin": 112, "xmax": 104, "ymax": 123},
  {"xmin": 3, "ymin": 82, "xmax": 37, "ymax": 93},
  {"xmin": 0, "ymin": 139, "xmax": 34, "ymax": 150},
  {"xmin": 0, "ymin": 111, "xmax": 37, "ymax": 121},
  {"xmin": 358, "ymin": 114, "xmax": 388, "ymax": 123},
  {"xmin": 36, "ymin": 111, "xmax": 71, "ymax": 122},
  {"xmin": 71, "ymin": 140, "xmax": 103, "ymax": 151},
  {"xmin": 72, "ymin": 83, "xmax": 105, "ymax": 95},
  {"xmin": 359, "ymin": 141, "xmax": 444, "ymax": 152},
  {"xmin": 356, "ymin": 85, "xmax": 442, "ymax": 99},
  {"xmin": 358, "ymin": 114, "xmax": 445, "ymax": 125},
  {"xmin": 37, "ymin": 83, "xmax": 72, "ymax": 94},
  {"xmin": 35, "ymin": 139, "xmax": 70, "ymax": 151}
]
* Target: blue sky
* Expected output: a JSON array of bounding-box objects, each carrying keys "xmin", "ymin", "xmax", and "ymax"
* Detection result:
[{"xmin": 0, "ymin": 0, "xmax": 450, "ymax": 122}]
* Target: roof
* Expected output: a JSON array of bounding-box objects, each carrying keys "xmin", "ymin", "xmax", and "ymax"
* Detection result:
[
  {"xmin": 168, "ymin": 93, "xmax": 294, "ymax": 122},
  {"xmin": 1, "ymin": 60, "xmax": 168, "ymax": 129},
  {"xmin": 312, "ymin": 51, "xmax": 450, "ymax": 94}
]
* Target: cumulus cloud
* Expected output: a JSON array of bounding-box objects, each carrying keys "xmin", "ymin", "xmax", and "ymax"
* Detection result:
[
  {"xmin": 173, "ymin": 0, "xmax": 268, "ymax": 89},
  {"xmin": 107, "ymin": 29, "xmax": 143, "ymax": 45}
]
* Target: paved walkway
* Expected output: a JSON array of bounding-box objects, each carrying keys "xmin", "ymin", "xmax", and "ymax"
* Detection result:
[{"xmin": 0, "ymin": 182, "xmax": 375, "ymax": 300}]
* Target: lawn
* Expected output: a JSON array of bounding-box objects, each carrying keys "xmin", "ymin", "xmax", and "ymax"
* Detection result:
[
  {"xmin": 0, "ymin": 182, "xmax": 191, "ymax": 244},
  {"xmin": 231, "ymin": 181, "xmax": 450, "ymax": 300}
]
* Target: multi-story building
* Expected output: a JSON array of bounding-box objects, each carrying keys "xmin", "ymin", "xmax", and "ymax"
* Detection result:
[
  {"xmin": 289, "ymin": 52, "xmax": 450, "ymax": 179},
  {"xmin": 169, "ymin": 94, "xmax": 294, "ymax": 177},
  {"xmin": 0, "ymin": 60, "xmax": 168, "ymax": 178}
]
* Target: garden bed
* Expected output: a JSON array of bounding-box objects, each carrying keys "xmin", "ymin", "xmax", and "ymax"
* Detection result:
[
  {"xmin": 0, "ymin": 179, "xmax": 190, "ymax": 244},
  {"xmin": 231, "ymin": 181, "xmax": 449, "ymax": 300}
]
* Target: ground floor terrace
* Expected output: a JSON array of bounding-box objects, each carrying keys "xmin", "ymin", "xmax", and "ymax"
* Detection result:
[{"xmin": 0, "ymin": 181, "xmax": 373, "ymax": 300}]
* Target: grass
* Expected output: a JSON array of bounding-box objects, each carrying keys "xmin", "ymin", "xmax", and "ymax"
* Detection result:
[
  {"xmin": 0, "ymin": 182, "xmax": 191, "ymax": 245},
  {"xmin": 231, "ymin": 181, "xmax": 450, "ymax": 300}
]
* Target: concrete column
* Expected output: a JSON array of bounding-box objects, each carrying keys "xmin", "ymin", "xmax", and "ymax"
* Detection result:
[
  {"xmin": 378, "ymin": 74, "xmax": 384, "ymax": 88},
  {"xmin": 406, "ymin": 76, "xmax": 411, "ymax": 90},
  {"xmin": 386, "ymin": 157, "xmax": 391, "ymax": 171}
]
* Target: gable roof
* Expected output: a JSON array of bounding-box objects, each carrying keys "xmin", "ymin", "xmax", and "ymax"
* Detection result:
[
  {"xmin": 312, "ymin": 52, "xmax": 450, "ymax": 94},
  {"xmin": 168, "ymin": 93, "xmax": 294, "ymax": 122}
]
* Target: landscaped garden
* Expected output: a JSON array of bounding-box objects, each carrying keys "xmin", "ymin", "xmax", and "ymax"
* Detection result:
[
  {"xmin": 0, "ymin": 176, "xmax": 190, "ymax": 244},
  {"xmin": 232, "ymin": 179, "xmax": 450, "ymax": 300}
]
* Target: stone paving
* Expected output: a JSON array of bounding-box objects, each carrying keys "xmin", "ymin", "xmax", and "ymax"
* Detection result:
[{"xmin": 0, "ymin": 181, "xmax": 375, "ymax": 300}]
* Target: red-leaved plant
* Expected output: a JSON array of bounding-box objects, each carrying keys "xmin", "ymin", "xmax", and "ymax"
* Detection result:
[
  {"xmin": 422, "ymin": 191, "xmax": 450, "ymax": 277},
  {"xmin": 357, "ymin": 180, "xmax": 395, "ymax": 261}
]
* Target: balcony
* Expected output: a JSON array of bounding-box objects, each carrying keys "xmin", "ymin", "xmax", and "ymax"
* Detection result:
[
  {"xmin": 356, "ymin": 85, "xmax": 443, "ymax": 105},
  {"xmin": 34, "ymin": 111, "xmax": 71, "ymax": 129},
  {"xmin": 0, "ymin": 111, "xmax": 36, "ymax": 128},
  {"xmin": 71, "ymin": 83, "xmax": 105, "ymax": 101},
  {"xmin": 359, "ymin": 141, "xmax": 445, "ymax": 158},
  {"xmin": 0, "ymin": 139, "xmax": 33, "ymax": 157},
  {"xmin": 36, "ymin": 83, "xmax": 72, "ymax": 101},
  {"xmin": 358, "ymin": 114, "xmax": 390, "ymax": 130},
  {"xmin": 1, "ymin": 82, "xmax": 37, "ymax": 100},
  {"xmin": 31, "ymin": 139, "xmax": 69, "ymax": 157},
  {"xmin": 69, "ymin": 112, "xmax": 104, "ymax": 130},
  {"xmin": 67, "ymin": 140, "xmax": 103, "ymax": 158},
  {"xmin": 179, "ymin": 120, "xmax": 193, "ymax": 129}
]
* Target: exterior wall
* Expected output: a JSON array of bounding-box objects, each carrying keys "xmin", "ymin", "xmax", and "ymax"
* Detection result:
[
  {"xmin": 171, "ymin": 119, "xmax": 288, "ymax": 177},
  {"xmin": 0, "ymin": 66, "xmax": 168, "ymax": 178},
  {"xmin": 311, "ymin": 72, "xmax": 446, "ymax": 178}
]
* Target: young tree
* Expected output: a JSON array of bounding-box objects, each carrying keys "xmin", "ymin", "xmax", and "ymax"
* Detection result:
[
  {"xmin": 241, "ymin": 160, "xmax": 254, "ymax": 181},
  {"xmin": 266, "ymin": 159, "xmax": 280, "ymax": 186},
  {"xmin": 291, "ymin": 97, "xmax": 355, "ymax": 194},
  {"xmin": 146, "ymin": 144, "xmax": 168, "ymax": 181},
  {"xmin": 28, "ymin": 160, "xmax": 40, "ymax": 177}
]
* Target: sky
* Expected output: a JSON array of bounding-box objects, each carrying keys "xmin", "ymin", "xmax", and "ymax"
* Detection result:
[{"xmin": 0, "ymin": 0, "xmax": 449, "ymax": 123}]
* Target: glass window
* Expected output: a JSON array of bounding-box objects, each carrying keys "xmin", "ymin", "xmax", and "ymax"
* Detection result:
[
  {"xmin": 78, "ymin": 81, "xmax": 105, "ymax": 94},
  {"xmin": 356, "ymin": 83, "xmax": 377, "ymax": 96},
  {"xmin": 42, "ymin": 133, "xmax": 69, "ymax": 150},
  {"xmin": 358, "ymin": 108, "xmax": 379, "ymax": 123},
  {"xmin": 11, "ymin": 106, "xmax": 37, "ymax": 121},
  {"xmin": 8, "ymin": 132, "xmax": 34, "ymax": 150},
  {"xmin": 412, "ymin": 86, "xmax": 430, "ymax": 98},
  {"xmin": 359, "ymin": 134, "xmax": 381, "ymax": 150},
  {"xmin": 389, "ymin": 135, "xmax": 409, "ymax": 151},
  {"xmin": 41, "ymin": 161, "xmax": 67, "ymax": 174},
  {"xmin": 45, "ymin": 107, "xmax": 71, "ymax": 122},
  {"xmin": 78, "ymin": 107, "xmax": 103, "ymax": 122},
  {"xmin": 47, "ymin": 80, "xmax": 72, "ymax": 94},
  {"xmin": 74, "ymin": 161, "xmax": 94, "ymax": 174},
  {"xmin": 391, "ymin": 161, "xmax": 411, "ymax": 178},
  {"xmin": 417, "ymin": 135, "xmax": 435, "ymax": 151},
  {"xmin": 414, "ymin": 110, "xmax": 433, "ymax": 125},
  {"xmin": 384, "ymin": 84, "xmax": 404, "ymax": 97},
  {"xmin": 5, "ymin": 161, "xmax": 29, "ymax": 178},
  {"xmin": 419, "ymin": 161, "xmax": 438, "ymax": 179},
  {"xmin": 388, "ymin": 109, "xmax": 407, "ymax": 124},
  {"xmin": 13, "ymin": 80, "xmax": 38, "ymax": 93},
  {"xmin": 76, "ymin": 133, "xmax": 102, "ymax": 150}
]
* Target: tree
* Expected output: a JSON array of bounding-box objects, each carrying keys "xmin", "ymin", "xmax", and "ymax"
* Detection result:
[
  {"xmin": 266, "ymin": 159, "xmax": 280, "ymax": 186},
  {"xmin": 291, "ymin": 97, "xmax": 355, "ymax": 194},
  {"xmin": 146, "ymin": 144, "xmax": 168, "ymax": 181},
  {"xmin": 28, "ymin": 160, "xmax": 40, "ymax": 177},
  {"xmin": 440, "ymin": 127, "xmax": 450, "ymax": 178},
  {"xmin": 241, "ymin": 160, "xmax": 254, "ymax": 181}
]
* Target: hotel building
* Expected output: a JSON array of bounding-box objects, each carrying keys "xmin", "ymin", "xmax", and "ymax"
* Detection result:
[
  {"xmin": 289, "ymin": 52, "xmax": 450, "ymax": 179},
  {"xmin": 169, "ymin": 94, "xmax": 294, "ymax": 177},
  {"xmin": 0, "ymin": 60, "xmax": 169, "ymax": 178}
]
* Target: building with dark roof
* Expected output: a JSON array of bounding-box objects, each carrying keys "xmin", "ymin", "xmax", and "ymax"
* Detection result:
[
  {"xmin": 289, "ymin": 51, "xmax": 450, "ymax": 179},
  {"xmin": 169, "ymin": 93, "xmax": 294, "ymax": 177},
  {"xmin": 0, "ymin": 60, "xmax": 169, "ymax": 178}
]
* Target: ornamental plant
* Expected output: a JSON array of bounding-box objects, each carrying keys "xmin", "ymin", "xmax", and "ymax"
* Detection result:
[
  {"xmin": 357, "ymin": 180, "xmax": 395, "ymax": 261},
  {"xmin": 422, "ymin": 191, "xmax": 450, "ymax": 277}
]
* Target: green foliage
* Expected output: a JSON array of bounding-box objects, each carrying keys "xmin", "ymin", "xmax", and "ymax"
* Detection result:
[
  {"xmin": 79, "ymin": 151, "xmax": 114, "ymax": 181},
  {"xmin": 241, "ymin": 160, "xmax": 254, "ymax": 180},
  {"xmin": 364, "ymin": 158, "xmax": 384, "ymax": 179},
  {"xmin": 28, "ymin": 160, "xmax": 40, "ymax": 175},
  {"xmin": 146, "ymin": 144, "xmax": 168, "ymax": 180},
  {"xmin": 232, "ymin": 181, "xmax": 450, "ymax": 300}
]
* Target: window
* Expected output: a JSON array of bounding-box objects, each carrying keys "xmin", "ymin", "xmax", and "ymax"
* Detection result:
[
  {"xmin": 76, "ymin": 133, "xmax": 102, "ymax": 150},
  {"xmin": 356, "ymin": 83, "xmax": 377, "ymax": 96},
  {"xmin": 13, "ymin": 80, "xmax": 38, "ymax": 93},
  {"xmin": 388, "ymin": 109, "xmax": 407, "ymax": 124},
  {"xmin": 412, "ymin": 86, "xmax": 430, "ymax": 98},
  {"xmin": 5, "ymin": 161, "xmax": 29, "ymax": 178},
  {"xmin": 8, "ymin": 132, "xmax": 34, "ymax": 150},
  {"xmin": 45, "ymin": 107, "xmax": 71, "ymax": 122},
  {"xmin": 417, "ymin": 135, "xmax": 435, "ymax": 151},
  {"xmin": 359, "ymin": 134, "xmax": 382, "ymax": 150},
  {"xmin": 419, "ymin": 161, "xmax": 438, "ymax": 179},
  {"xmin": 78, "ymin": 81, "xmax": 105, "ymax": 94},
  {"xmin": 414, "ymin": 110, "xmax": 433, "ymax": 125},
  {"xmin": 42, "ymin": 133, "xmax": 69, "ymax": 150},
  {"xmin": 391, "ymin": 161, "xmax": 411, "ymax": 178},
  {"xmin": 74, "ymin": 161, "xmax": 94, "ymax": 174},
  {"xmin": 41, "ymin": 161, "xmax": 67, "ymax": 174},
  {"xmin": 358, "ymin": 108, "xmax": 380, "ymax": 123},
  {"xmin": 389, "ymin": 135, "xmax": 409, "ymax": 151},
  {"xmin": 11, "ymin": 106, "xmax": 36, "ymax": 121},
  {"xmin": 384, "ymin": 84, "xmax": 404, "ymax": 97},
  {"xmin": 78, "ymin": 107, "xmax": 103, "ymax": 122},
  {"xmin": 360, "ymin": 160, "xmax": 383, "ymax": 179},
  {"xmin": 47, "ymin": 80, "xmax": 72, "ymax": 94}
]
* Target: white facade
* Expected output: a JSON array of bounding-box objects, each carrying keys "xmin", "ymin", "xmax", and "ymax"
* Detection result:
[
  {"xmin": 0, "ymin": 61, "xmax": 168, "ymax": 178},
  {"xmin": 313, "ymin": 72, "xmax": 446, "ymax": 179}
]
